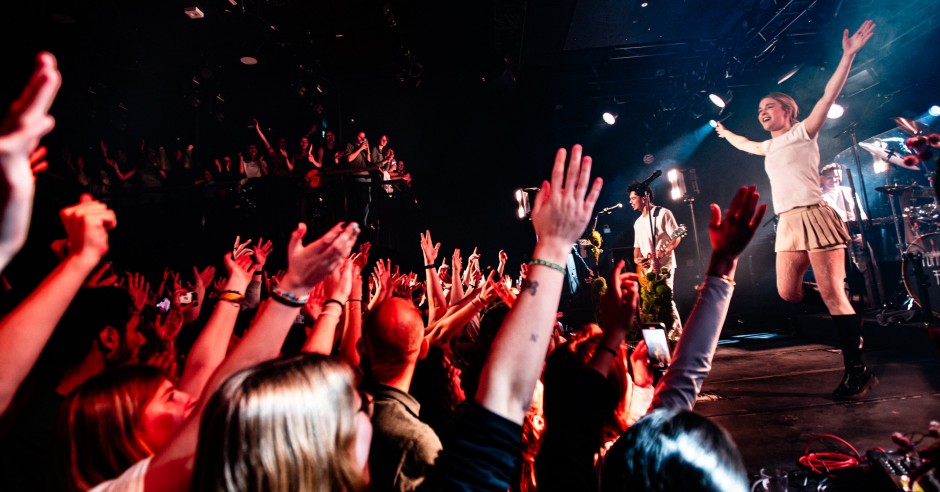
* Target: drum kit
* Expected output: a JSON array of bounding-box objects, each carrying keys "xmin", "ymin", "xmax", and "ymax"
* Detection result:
[{"xmin": 861, "ymin": 117, "xmax": 940, "ymax": 321}]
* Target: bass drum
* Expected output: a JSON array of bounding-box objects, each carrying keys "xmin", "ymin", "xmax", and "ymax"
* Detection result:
[{"xmin": 901, "ymin": 233, "xmax": 940, "ymax": 316}]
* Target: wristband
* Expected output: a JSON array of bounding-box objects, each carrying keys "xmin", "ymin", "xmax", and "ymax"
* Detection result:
[
  {"xmin": 220, "ymin": 289, "xmax": 243, "ymax": 296},
  {"xmin": 270, "ymin": 285, "xmax": 309, "ymax": 307},
  {"xmin": 528, "ymin": 258, "xmax": 566, "ymax": 275},
  {"xmin": 218, "ymin": 292, "xmax": 245, "ymax": 304},
  {"xmin": 322, "ymin": 299, "xmax": 344, "ymax": 310},
  {"xmin": 425, "ymin": 264, "xmax": 436, "ymax": 269}
]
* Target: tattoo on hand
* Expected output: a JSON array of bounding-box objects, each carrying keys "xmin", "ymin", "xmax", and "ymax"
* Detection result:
[{"xmin": 521, "ymin": 279, "xmax": 538, "ymax": 296}]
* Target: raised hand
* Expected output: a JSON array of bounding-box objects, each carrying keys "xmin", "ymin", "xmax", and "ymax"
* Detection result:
[
  {"xmin": 232, "ymin": 236, "xmax": 253, "ymax": 259},
  {"xmin": 629, "ymin": 340, "xmax": 653, "ymax": 388},
  {"xmin": 322, "ymin": 258, "xmax": 354, "ymax": 304},
  {"xmin": 419, "ymin": 230, "xmax": 440, "ymax": 265},
  {"xmin": 84, "ymin": 262, "xmax": 118, "ymax": 288},
  {"xmin": 599, "ymin": 260, "xmax": 640, "ymax": 330},
  {"xmin": 195, "ymin": 265, "xmax": 216, "ymax": 290},
  {"xmin": 708, "ymin": 185, "xmax": 766, "ymax": 261},
  {"xmin": 223, "ymin": 250, "xmax": 257, "ymax": 293},
  {"xmin": 155, "ymin": 296, "xmax": 185, "ymax": 343},
  {"xmin": 0, "ymin": 53, "xmax": 60, "ymax": 269},
  {"xmin": 843, "ymin": 20, "xmax": 875, "ymax": 56},
  {"xmin": 59, "ymin": 194, "xmax": 118, "ymax": 268},
  {"xmin": 530, "ymin": 145, "xmax": 603, "ymax": 255},
  {"xmin": 126, "ymin": 271, "xmax": 150, "ymax": 311},
  {"xmin": 282, "ymin": 222, "xmax": 360, "ymax": 291},
  {"xmin": 303, "ymin": 282, "xmax": 326, "ymax": 320},
  {"xmin": 29, "ymin": 145, "xmax": 49, "ymax": 175},
  {"xmin": 251, "ymin": 237, "xmax": 273, "ymax": 269}
]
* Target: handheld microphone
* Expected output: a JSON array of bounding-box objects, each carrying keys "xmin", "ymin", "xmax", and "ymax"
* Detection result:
[
  {"xmin": 638, "ymin": 170, "xmax": 662, "ymax": 189},
  {"xmin": 599, "ymin": 203, "xmax": 623, "ymax": 215}
]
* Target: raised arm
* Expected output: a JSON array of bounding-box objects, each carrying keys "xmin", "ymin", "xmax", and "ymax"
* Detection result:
[
  {"xmin": 715, "ymin": 121, "xmax": 765, "ymax": 156},
  {"xmin": 0, "ymin": 195, "xmax": 115, "ymax": 415},
  {"xmin": 651, "ymin": 186, "xmax": 766, "ymax": 411},
  {"xmin": 177, "ymin": 253, "xmax": 255, "ymax": 400},
  {"xmin": 420, "ymin": 230, "xmax": 448, "ymax": 322},
  {"xmin": 476, "ymin": 144, "xmax": 602, "ymax": 423},
  {"xmin": 144, "ymin": 221, "xmax": 359, "ymax": 491},
  {"xmin": 0, "ymin": 52, "xmax": 61, "ymax": 270},
  {"xmin": 803, "ymin": 20, "xmax": 875, "ymax": 139}
]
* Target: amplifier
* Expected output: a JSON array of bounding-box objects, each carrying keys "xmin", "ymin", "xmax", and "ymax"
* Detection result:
[{"xmin": 867, "ymin": 450, "xmax": 939, "ymax": 492}]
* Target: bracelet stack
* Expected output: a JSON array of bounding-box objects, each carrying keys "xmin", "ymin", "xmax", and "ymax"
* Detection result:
[{"xmin": 270, "ymin": 285, "xmax": 309, "ymax": 307}]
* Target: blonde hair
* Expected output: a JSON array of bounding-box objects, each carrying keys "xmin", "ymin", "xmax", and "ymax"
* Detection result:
[
  {"xmin": 764, "ymin": 92, "xmax": 800, "ymax": 125},
  {"xmin": 58, "ymin": 365, "xmax": 166, "ymax": 491},
  {"xmin": 191, "ymin": 354, "xmax": 365, "ymax": 492}
]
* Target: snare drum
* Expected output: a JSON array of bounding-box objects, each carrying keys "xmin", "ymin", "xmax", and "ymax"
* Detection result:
[{"xmin": 901, "ymin": 233, "xmax": 940, "ymax": 316}]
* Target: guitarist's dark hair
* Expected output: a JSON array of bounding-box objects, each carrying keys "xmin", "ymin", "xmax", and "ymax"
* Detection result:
[{"xmin": 628, "ymin": 181, "xmax": 654, "ymax": 203}]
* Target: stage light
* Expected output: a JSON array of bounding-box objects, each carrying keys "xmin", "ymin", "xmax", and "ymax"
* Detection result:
[
  {"xmin": 708, "ymin": 119, "xmax": 718, "ymax": 128},
  {"xmin": 873, "ymin": 159, "xmax": 887, "ymax": 174},
  {"xmin": 930, "ymin": 105, "xmax": 940, "ymax": 117},
  {"xmin": 827, "ymin": 104, "xmax": 844, "ymax": 119},
  {"xmin": 667, "ymin": 169, "xmax": 685, "ymax": 201},
  {"xmin": 602, "ymin": 112, "xmax": 617, "ymax": 125},
  {"xmin": 708, "ymin": 93, "xmax": 726, "ymax": 108},
  {"xmin": 777, "ymin": 65, "xmax": 801, "ymax": 85}
]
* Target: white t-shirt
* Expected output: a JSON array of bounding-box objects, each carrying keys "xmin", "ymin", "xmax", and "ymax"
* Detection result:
[
  {"xmin": 761, "ymin": 122, "xmax": 823, "ymax": 214},
  {"xmin": 89, "ymin": 456, "xmax": 151, "ymax": 492},
  {"xmin": 633, "ymin": 206, "xmax": 679, "ymax": 270},
  {"xmin": 821, "ymin": 186, "xmax": 865, "ymax": 223}
]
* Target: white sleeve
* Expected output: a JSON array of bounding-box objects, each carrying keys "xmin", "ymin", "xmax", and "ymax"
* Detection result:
[
  {"xmin": 649, "ymin": 277, "xmax": 734, "ymax": 412},
  {"xmin": 89, "ymin": 457, "xmax": 151, "ymax": 492}
]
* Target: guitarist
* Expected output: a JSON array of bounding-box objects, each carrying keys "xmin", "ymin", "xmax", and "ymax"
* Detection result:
[{"xmin": 629, "ymin": 181, "xmax": 683, "ymax": 336}]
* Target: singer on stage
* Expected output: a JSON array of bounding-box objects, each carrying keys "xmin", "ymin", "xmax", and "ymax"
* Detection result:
[
  {"xmin": 629, "ymin": 180, "xmax": 683, "ymax": 338},
  {"xmin": 714, "ymin": 20, "xmax": 877, "ymax": 400}
]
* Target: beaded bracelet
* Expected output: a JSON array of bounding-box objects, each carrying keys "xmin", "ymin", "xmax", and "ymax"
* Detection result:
[
  {"xmin": 528, "ymin": 258, "xmax": 566, "ymax": 275},
  {"xmin": 322, "ymin": 299, "xmax": 344, "ymax": 310},
  {"xmin": 270, "ymin": 285, "xmax": 309, "ymax": 307}
]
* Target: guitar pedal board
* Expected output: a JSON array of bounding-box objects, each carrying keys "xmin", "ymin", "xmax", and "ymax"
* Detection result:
[{"xmin": 867, "ymin": 450, "xmax": 939, "ymax": 492}]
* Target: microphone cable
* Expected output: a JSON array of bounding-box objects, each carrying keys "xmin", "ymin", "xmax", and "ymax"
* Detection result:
[{"xmin": 798, "ymin": 433, "xmax": 863, "ymax": 476}]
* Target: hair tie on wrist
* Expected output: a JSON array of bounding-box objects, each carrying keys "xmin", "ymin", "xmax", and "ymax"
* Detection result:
[
  {"xmin": 528, "ymin": 258, "xmax": 566, "ymax": 275},
  {"xmin": 596, "ymin": 344, "xmax": 619, "ymax": 357},
  {"xmin": 424, "ymin": 264, "xmax": 436, "ymax": 269},
  {"xmin": 322, "ymin": 299, "xmax": 344, "ymax": 310}
]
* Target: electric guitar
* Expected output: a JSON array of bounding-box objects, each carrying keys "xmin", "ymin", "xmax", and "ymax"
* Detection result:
[{"xmin": 636, "ymin": 224, "xmax": 688, "ymax": 285}]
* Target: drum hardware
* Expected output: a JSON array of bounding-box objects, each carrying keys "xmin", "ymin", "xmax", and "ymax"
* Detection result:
[
  {"xmin": 898, "ymin": 233, "xmax": 940, "ymax": 320},
  {"xmin": 893, "ymin": 116, "xmax": 939, "ymax": 138}
]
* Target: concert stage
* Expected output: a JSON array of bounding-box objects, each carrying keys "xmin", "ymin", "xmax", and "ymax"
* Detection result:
[{"xmin": 701, "ymin": 313, "xmax": 940, "ymax": 490}]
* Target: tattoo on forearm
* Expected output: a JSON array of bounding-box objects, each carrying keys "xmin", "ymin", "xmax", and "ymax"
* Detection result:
[
  {"xmin": 521, "ymin": 279, "xmax": 538, "ymax": 296},
  {"xmin": 530, "ymin": 334, "xmax": 538, "ymax": 342}
]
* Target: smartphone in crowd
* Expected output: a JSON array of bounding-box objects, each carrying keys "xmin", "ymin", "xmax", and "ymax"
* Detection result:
[
  {"xmin": 178, "ymin": 291, "xmax": 195, "ymax": 305},
  {"xmin": 641, "ymin": 323, "xmax": 671, "ymax": 369},
  {"xmin": 155, "ymin": 297, "xmax": 172, "ymax": 314}
]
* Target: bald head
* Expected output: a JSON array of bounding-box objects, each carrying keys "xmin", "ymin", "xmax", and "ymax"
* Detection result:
[{"xmin": 361, "ymin": 298, "xmax": 426, "ymax": 379}]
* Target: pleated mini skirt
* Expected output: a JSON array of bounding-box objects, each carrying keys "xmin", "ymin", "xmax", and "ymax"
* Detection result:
[{"xmin": 775, "ymin": 202, "xmax": 850, "ymax": 252}]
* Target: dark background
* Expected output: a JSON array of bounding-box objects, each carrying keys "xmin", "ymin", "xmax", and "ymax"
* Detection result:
[{"xmin": 2, "ymin": 0, "xmax": 938, "ymax": 322}]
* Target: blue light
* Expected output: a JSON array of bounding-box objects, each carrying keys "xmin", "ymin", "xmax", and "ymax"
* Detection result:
[
  {"xmin": 708, "ymin": 119, "xmax": 718, "ymax": 128},
  {"xmin": 929, "ymin": 105, "xmax": 940, "ymax": 117}
]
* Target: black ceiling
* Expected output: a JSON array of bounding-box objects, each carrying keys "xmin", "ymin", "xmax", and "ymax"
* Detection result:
[{"xmin": 4, "ymin": 0, "xmax": 937, "ymax": 147}]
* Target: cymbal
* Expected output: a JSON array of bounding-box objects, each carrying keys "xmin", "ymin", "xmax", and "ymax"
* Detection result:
[
  {"xmin": 876, "ymin": 184, "xmax": 919, "ymax": 194},
  {"xmin": 859, "ymin": 141, "xmax": 920, "ymax": 170},
  {"xmin": 894, "ymin": 116, "xmax": 939, "ymax": 137}
]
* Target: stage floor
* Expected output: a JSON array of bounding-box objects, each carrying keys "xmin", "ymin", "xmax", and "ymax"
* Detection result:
[{"xmin": 698, "ymin": 313, "xmax": 940, "ymax": 489}]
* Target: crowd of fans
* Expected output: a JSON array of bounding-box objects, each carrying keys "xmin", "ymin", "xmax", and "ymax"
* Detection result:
[{"xmin": 0, "ymin": 52, "xmax": 768, "ymax": 491}]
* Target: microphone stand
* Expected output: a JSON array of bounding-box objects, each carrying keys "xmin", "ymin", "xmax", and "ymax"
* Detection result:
[{"xmin": 683, "ymin": 194, "xmax": 705, "ymax": 280}]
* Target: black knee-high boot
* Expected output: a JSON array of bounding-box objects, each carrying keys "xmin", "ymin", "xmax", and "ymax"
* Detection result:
[{"xmin": 832, "ymin": 314, "xmax": 877, "ymax": 400}]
